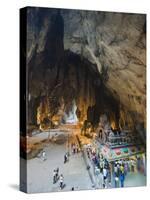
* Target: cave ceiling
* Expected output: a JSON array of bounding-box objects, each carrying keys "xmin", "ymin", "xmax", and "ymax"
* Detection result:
[{"xmin": 27, "ymin": 8, "xmax": 146, "ymax": 129}]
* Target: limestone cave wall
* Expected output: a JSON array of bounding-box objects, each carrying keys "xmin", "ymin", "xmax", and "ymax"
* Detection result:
[{"xmin": 26, "ymin": 7, "xmax": 146, "ymax": 132}]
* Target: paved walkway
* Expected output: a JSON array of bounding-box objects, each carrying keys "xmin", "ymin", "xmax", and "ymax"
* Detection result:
[
  {"xmin": 124, "ymin": 172, "xmax": 146, "ymax": 187},
  {"xmin": 27, "ymin": 137, "xmax": 93, "ymax": 193},
  {"xmin": 26, "ymin": 129, "xmax": 146, "ymax": 193}
]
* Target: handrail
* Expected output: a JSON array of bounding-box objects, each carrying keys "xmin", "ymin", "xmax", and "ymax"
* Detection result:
[
  {"xmin": 108, "ymin": 135, "xmax": 138, "ymax": 140},
  {"xmin": 96, "ymin": 134, "xmax": 142, "ymax": 147}
]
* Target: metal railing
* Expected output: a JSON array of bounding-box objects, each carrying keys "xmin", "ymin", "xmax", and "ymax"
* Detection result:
[
  {"xmin": 107, "ymin": 135, "xmax": 142, "ymax": 146},
  {"xmin": 96, "ymin": 133, "xmax": 143, "ymax": 147}
]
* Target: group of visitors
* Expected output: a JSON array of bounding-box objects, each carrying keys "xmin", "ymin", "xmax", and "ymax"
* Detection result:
[
  {"xmin": 71, "ymin": 143, "xmax": 80, "ymax": 154},
  {"xmin": 52, "ymin": 142, "xmax": 81, "ymax": 189},
  {"xmin": 113, "ymin": 157, "xmax": 144, "ymax": 188},
  {"xmin": 53, "ymin": 167, "xmax": 65, "ymax": 189},
  {"xmin": 86, "ymin": 145, "xmax": 145, "ymax": 189},
  {"xmin": 63, "ymin": 143, "xmax": 80, "ymax": 163},
  {"xmin": 113, "ymin": 161, "xmax": 125, "ymax": 187},
  {"xmin": 86, "ymin": 146, "xmax": 112, "ymax": 188},
  {"xmin": 53, "ymin": 167, "xmax": 59, "ymax": 184},
  {"xmin": 99, "ymin": 155, "xmax": 111, "ymax": 188}
]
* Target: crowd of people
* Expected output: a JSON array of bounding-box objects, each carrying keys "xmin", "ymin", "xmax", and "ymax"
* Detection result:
[
  {"xmin": 86, "ymin": 145, "xmax": 145, "ymax": 188},
  {"xmin": 113, "ymin": 156, "xmax": 145, "ymax": 187},
  {"xmin": 113, "ymin": 160, "xmax": 126, "ymax": 187},
  {"xmin": 71, "ymin": 143, "xmax": 80, "ymax": 154},
  {"xmin": 39, "ymin": 135, "xmax": 145, "ymax": 191},
  {"xmin": 86, "ymin": 146, "xmax": 111, "ymax": 188}
]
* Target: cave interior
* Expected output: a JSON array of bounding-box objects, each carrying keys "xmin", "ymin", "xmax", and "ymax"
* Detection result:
[{"xmin": 26, "ymin": 8, "xmax": 146, "ymax": 143}]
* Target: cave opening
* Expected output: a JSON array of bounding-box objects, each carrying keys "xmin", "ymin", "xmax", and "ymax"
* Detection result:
[
  {"xmin": 28, "ymin": 47, "xmax": 121, "ymax": 134},
  {"xmin": 27, "ymin": 9, "xmax": 145, "ymax": 145},
  {"xmin": 62, "ymin": 99, "xmax": 78, "ymax": 124}
]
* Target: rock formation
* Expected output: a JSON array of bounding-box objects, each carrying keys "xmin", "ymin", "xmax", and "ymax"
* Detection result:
[{"xmin": 26, "ymin": 8, "xmax": 146, "ymax": 133}]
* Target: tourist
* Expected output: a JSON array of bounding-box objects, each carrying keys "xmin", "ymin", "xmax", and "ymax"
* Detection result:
[
  {"xmin": 107, "ymin": 168, "xmax": 111, "ymax": 187},
  {"xmin": 56, "ymin": 167, "xmax": 59, "ymax": 180},
  {"xmin": 119, "ymin": 172, "xmax": 125, "ymax": 187},
  {"xmin": 95, "ymin": 156, "xmax": 99, "ymax": 167},
  {"xmin": 120, "ymin": 165, "xmax": 124, "ymax": 174},
  {"xmin": 59, "ymin": 174, "xmax": 64, "ymax": 189},
  {"xmin": 103, "ymin": 167, "xmax": 107, "ymax": 187},
  {"xmin": 87, "ymin": 148, "xmax": 90, "ymax": 159},
  {"xmin": 115, "ymin": 175, "xmax": 119, "ymax": 188},
  {"xmin": 100, "ymin": 161, "xmax": 103, "ymax": 173},
  {"xmin": 53, "ymin": 169, "xmax": 57, "ymax": 184},
  {"xmin": 76, "ymin": 144, "xmax": 79, "ymax": 153},
  {"xmin": 42, "ymin": 150, "xmax": 47, "ymax": 161},
  {"xmin": 95, "ymin": 166, "xmax": 100, "ymax": 176},
  {"xmin": 119, "ymin": 159, "xmax": 123, "ymax": 166},
  {"xmin": 117, "ymin": 162, "xmax": 121, "ymax": 174},
  {"xmin": 114, "ymin": 163, "xmax": 118, "ymax": 177},
  {"xmin": 72, "ymin": 144, "xmax": 76, "ymax": 154},
  {"xmin": 92, "ymin": 154, "xmax": 95, "ymax": 164},
  {"xmin": 104, "ymin": 159, "xmax": 109, "ymax": 169},
  {"xmin": 64, "ymin": 153, "xmax": 68, "ymax": 163}
]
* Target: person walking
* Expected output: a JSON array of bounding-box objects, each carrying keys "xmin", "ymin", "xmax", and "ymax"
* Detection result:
[
  {"xmin": 64, "ymin": 153, "xmax": 68, "ymax": 163},
  {"xmin": 120, "ymin": 165, "xmax": 124, "ymax": 174},
  {"xmin": 76, "ymin": 144, "xmax": 79, "ymax": 153},
  {"xmin": 100, "ymin": 161, "xmax": 103, "ymax": 173},
  {"xmin": 114, "ymin": 163, "xmax": 118, "ymax": 177},
  {"xmin": 114, "ymin": 175, "xmax": 119, "ymax": 188},
  {"xmin": 56, "ymin": 167, "xmax": 59, "ymax": 181},
  {"xmin": 53, "ymin": 169, "xmax": 56, "ymax": 184},
  {"xmin": 42, "ymin": 150, "xmax": 47, "ymax": 161},
  {"xmin": 72, "ymin": 144, "xmax": 76, "ymax": 154},
  {"xmin": 59, "ymin": 174, "xmax": 64, "ymax": 189},
  {"xmin": 87, "ymin": 148, "xmax": 90, "ymax": 159},
  {"xmin": 114, "ymin": 162, "xmax": 119, "ymax": 188},
  {"xmin": 117, "ymin": 162, "xmax": 120, "ymax": 172},
  {"xmin": 103, "ymin": 167, "xmax": 107, "ymax": 188},
  {"xmin": 120, "ymin": 172, "xmax": 125, "ymax": 187}
]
